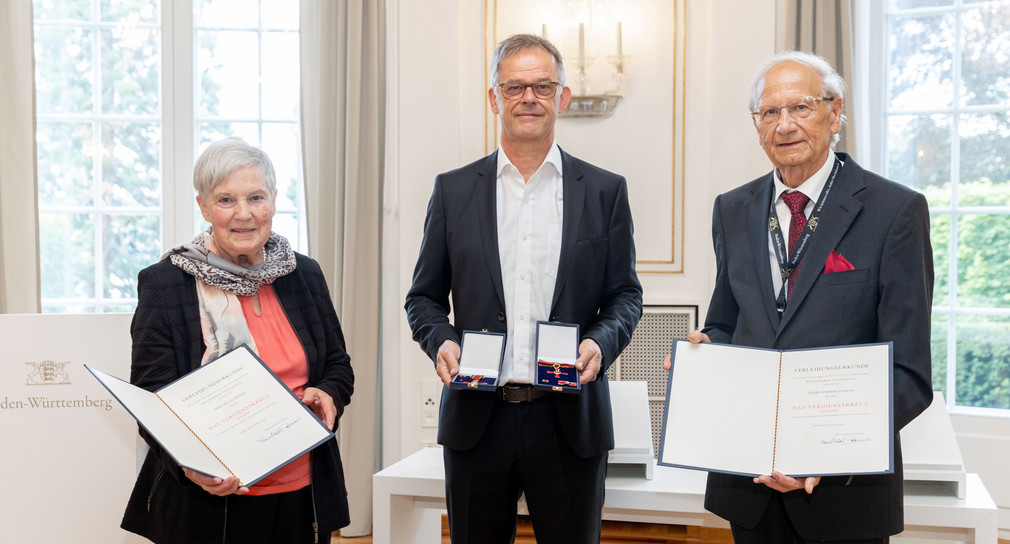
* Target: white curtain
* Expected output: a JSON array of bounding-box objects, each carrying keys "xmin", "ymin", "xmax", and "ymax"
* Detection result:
[
  {"xmin": 0, "ymin": 0, "xmax": 40, "ymax": 314},
  {"xmin": 300, "ymin": 0, "xmax": 385, "ymax": 536},
  {"xmin": 782, "ymin": 0, "xmax": 857, "ymax": 155}
]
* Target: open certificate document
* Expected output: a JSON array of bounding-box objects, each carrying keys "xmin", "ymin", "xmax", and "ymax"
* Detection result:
[
  {"xmin": 86, "ymin": 345, "xmax": 334, "ymax": 487},
  {"xmin": 659, "ymin": 340, "xmax": 893, "ymax": 477}
]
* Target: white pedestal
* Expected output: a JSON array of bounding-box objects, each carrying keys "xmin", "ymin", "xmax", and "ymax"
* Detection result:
[
  {"xmin": 901, "ymin": 392, "xmax": 967, "ymax": 498},
  {"xmin": 609, "ymin": 380, "xmax": 655, "ymax": 479}
]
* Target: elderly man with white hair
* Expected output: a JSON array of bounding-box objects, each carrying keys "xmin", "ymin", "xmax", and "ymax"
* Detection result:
[{"xmin": 667, "ymin": 51, "xmax": 934, "ymax": 543}]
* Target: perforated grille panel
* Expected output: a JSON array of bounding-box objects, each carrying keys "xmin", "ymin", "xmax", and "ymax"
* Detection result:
[
  {"xmin": 649, "ymin": 400, "xmax": 666, "ymax": 455},
  {"xmin": 608, "ymin": 305, "xmax": 697, "ymax": 457}
]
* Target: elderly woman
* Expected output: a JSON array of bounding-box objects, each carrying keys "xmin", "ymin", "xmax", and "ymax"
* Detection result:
[{"xmin": 121, "ymin": 137, "xmax": 353, "ymax": 544}]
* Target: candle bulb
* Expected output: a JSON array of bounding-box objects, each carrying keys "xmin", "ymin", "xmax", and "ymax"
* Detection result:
[
  {"xmin": 616, "ymin": 21, "xmax": 623, "ymax": 58},
  {"xmin": 542, "ymin": 23, "xmax": 548, "ymax": 40}
]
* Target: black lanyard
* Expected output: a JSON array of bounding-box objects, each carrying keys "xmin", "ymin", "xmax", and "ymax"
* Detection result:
[{"xmin": 769, "ymin": 158, "xmax": 841, "ymax": 317}]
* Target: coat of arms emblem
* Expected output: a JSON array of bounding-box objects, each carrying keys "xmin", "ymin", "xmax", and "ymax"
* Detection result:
[{"xmin": 26, "ymin": 361, "xmax": 71, "ymax": 385}]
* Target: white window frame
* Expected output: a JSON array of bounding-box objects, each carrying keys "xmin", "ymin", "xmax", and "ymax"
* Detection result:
[{"xmin": 166, "ymin": 0, "xmax": 196, "ymax": 250}]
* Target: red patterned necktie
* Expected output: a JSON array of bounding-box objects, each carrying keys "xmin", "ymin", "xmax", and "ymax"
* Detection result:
[{"xmin": 782, "ymin": 191, "xmax": 810, "ymax": 298}]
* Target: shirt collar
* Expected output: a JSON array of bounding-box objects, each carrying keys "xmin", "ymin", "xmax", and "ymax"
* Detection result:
[
  {"xmin": 773, "ymin": 151, "xmax": 837, "ymax": 202},
  {"xmin": 496, "ymin": 142, "xmax": 563, "ymax": 180}
]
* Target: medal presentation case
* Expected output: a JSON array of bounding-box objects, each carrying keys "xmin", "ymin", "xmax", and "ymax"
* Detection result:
[
  {"xmin": 534, "ymin": 321, "xmax": 581, "ymax": 394},
  {"xmin": 449, "ymin": 330, "xmax": 505, "ymax": 392}
]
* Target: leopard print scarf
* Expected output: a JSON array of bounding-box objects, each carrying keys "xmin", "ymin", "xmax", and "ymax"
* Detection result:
[{"xmin": 165, "ymin": 227, "xmax": 297, "ymax": 296}]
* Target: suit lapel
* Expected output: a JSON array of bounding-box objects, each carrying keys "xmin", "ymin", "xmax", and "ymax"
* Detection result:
[
  {"xmin": 778, "ymin": 155, "xmax": 864, "ymax": 333},
  {"xmin": 748, "ymin": 176, "xmax": 782, "ymax": 329},
  {"xmin": 476, "ymin": 152, "xmax": 506, "ymax": 309},
  {"xmin": 551, "ymin": 149, "xmax": 585, "ymax": 312}
]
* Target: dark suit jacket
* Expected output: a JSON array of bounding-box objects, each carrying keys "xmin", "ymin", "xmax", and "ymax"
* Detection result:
[
  {"xmin": 404, "ymin": 148, "xmax": 643, "ymax": 457},
  {"xmin": 701, "ymin": 153, "xmax": 934, "ymax": 540}
]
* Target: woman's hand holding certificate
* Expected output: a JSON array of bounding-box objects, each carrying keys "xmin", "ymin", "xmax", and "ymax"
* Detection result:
[{"xmin": 87, "ymin": 345, "xmax": 335, "ymax": 488}]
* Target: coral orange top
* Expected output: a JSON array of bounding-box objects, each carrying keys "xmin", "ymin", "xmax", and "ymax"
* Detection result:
[{"xmin": 239, "ymin": 284, "xmax": 312, "ymax": 495}]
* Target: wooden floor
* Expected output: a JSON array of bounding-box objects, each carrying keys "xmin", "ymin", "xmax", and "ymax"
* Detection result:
[
  {"xmin": 332, "ymin": 518, "xmax": 1010, "ymax": 543},
  {"xmin": 332, "ymin": 517, "xmax": 734, "ymax": 543}
]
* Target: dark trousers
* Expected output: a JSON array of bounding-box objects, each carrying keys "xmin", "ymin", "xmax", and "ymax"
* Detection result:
[
  {"xmin": 729, "ymin": 493, "xmax": 888, "ymax": 544},
  {"xmin": 223, "ymin": 485, "xmax": 330, "ymax": 544},
  {"xmin": 443, "ymin": 396, "xmax": 608, "ymax": 544}
]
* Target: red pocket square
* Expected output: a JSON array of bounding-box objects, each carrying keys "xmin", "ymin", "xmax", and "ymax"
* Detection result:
[{"xmin": 825, "ymin": 250, "xmax": 855, "ymax": 273}]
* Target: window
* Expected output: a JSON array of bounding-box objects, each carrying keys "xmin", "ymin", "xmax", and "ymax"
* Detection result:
[
  {"xmin": 193, "ymin": 0, "xmax": 304, "ymax": 243},
  {"xmin": 33, "ymin": 0, "xmax": 303, "ymax": 314},
  {"xmin": 884, "ymin": 0, "xmax": 1010, "ymax": 410},
  {"xmin": 34, "ymin": 0, "xmax": 162, "ymax": 313}
]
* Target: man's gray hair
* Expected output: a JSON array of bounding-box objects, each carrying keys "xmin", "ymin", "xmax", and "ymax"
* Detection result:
[
  {"xmin": 193, "ymin": 137, "xmax": 277, "ymax": 200},
  {"xmin": 489, "ymin": 33, "xmax": 566, "ymax": 87},
  {"xmin": 749, "ymin": 51, "xmax": 847, "ymax": 146}
]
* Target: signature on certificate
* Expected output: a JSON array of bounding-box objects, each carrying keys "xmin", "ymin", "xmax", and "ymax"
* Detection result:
[
  {"xmin": 258, "ymin": 417, "xmax": 301, "ymax": 443},
  {"xmin": 820, "ymin": 436, "xmax": 871, "ymax": 445}
]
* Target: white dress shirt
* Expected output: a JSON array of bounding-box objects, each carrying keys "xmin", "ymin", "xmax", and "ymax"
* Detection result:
[
  {"xmin": 768, "ymin": 152, "xmax": 841, "ymax": 298},
  {"xmin": 496, "ymin": 143, "xmax": 564, "ymax": 384}
]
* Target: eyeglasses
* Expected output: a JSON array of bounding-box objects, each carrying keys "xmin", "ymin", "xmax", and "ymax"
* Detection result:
[
  {"xmin": 752, "ymin": 96, "xmax": 835, "ymax": 125},
  {"xmin": 496, "ymin": 81, "xmax": 561, "ymax": 100}
]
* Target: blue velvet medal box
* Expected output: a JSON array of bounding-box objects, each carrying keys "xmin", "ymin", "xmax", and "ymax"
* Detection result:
[
  {"xmin": 449, "ymin": 330, "xmax": 505, "ymax": 392},
  {"xmin": 534, "ymin": 321, "xmax": 581, "ymax": 394}
]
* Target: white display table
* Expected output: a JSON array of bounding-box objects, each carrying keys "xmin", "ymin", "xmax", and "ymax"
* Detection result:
[{"xmin": 372, "ymin": 446, "xmax": 997, "ymax": 544}]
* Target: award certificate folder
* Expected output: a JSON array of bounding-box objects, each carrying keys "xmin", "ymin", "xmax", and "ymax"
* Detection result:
[
  {"xmin": 659, "ymin": 340, "xmax": 893, "ymax": 477},
  {"xmin": 86, "ymin": 344, "xmax": 334, "ymax": 487}
]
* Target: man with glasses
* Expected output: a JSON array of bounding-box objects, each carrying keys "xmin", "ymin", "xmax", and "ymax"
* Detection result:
[
  {"xmin": 405, "ymin": 34, "xmax": 642, "ymax": 543},
  {"xmin": 667, "ymin": 51, "xmax": 933, "ymax": 542}
]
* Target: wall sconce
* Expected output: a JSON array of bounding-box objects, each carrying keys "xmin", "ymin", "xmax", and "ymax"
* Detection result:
[{"xmin": 558, "ymin": 20, "xmax": 628, "ymax": 118}]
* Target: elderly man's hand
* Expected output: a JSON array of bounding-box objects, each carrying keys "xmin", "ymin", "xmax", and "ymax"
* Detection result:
[
  {"xmin": 687, "ymin": 329, "xmax": 711, "ymax": 344},
  {"xmin": 754, "ymin": 471, "xmax": 821, "ymax": 494},
  {"xmin": 436, "ymin": 339, "xmax": 461, "ymax": 386},
  {"xmin": 663, "ymin": 329, "xmax": 711, "ymax": 370}
]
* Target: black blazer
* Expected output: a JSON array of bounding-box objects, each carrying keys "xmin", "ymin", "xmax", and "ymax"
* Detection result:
[
  {"xmin": 122, "ymin": 255, "xmax": 354, "ymax": 542},
  {"xmin": 701, "ymin": 153, "xmax": 934, "ymax": 540},
  {"xmin": 404, "ymin": 148, "xmax": 643, "ymax": 457}
]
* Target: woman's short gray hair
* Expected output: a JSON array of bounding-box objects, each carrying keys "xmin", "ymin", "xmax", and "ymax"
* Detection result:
[
  {"xmin": 489, "ymin": 33, "xmax": 566, "ymax": 87},
  {"xmin": 193, "ymin": 137, "xmax": 277, "ymax": 199},
  {"xmin": 749, "ymin": 51, "xmax": 847, "ymax": 146}
]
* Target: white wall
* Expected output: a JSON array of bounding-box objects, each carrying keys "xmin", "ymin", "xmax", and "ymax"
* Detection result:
[{"xmin": 382, "ymin": 0, "xmax": 491, "ymax": 461}]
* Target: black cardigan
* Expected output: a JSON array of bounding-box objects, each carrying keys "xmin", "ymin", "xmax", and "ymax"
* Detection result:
[{"xmin": 121, "ymin": 254, "xmax": 353, "ymax": 543}]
